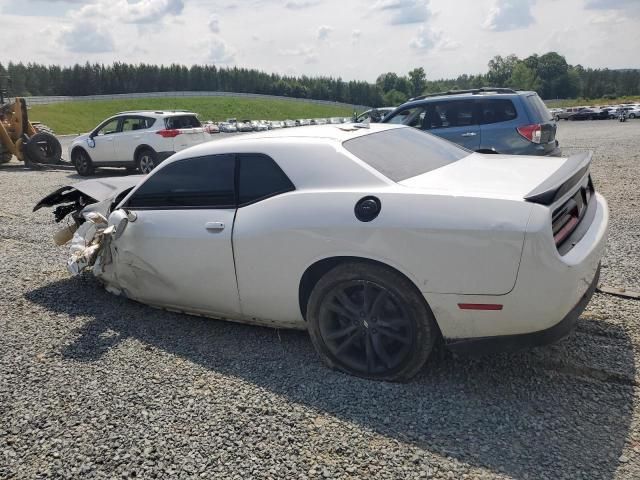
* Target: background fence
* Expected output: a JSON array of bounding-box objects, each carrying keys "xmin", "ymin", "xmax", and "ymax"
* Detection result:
[{"xmin": 23, "ymin": 91, "xmax": 370, "ymax": 111}]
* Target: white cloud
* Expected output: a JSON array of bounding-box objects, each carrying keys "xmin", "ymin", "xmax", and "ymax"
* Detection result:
[
  {"xmin": 58, "ymin": 21, "xmax": 115, "ymax": 53},
  {"xmin": 372, "ymin": 0, "xmax": 432, "ymax": 25},
  {"xmin": 278, "ymin": 46, "xmax": 318, "ymax": 64},
  {"xmin": 285, "ymin": 0, "xmax": 321, "ymax": 9},
  {"xmin": 208, "ymin": 37, "xmax": 235, "ymax": 64},
  {"xmin": 76, "ymin": 0, "xmax": 184, "ymax": 24},
  {"xmin": 483, "ymin": 0, "xmax": 537, "ymax": 32},
  {"xmin": 409, "ymin": 24, "xmax": 458, "ymax": 52},
  {"xmin": 351, "ymin": 29, "xmax": 362, "ymax": 44},
  {"xmin": 317, "ymin": 25, "xmax": 333, "ymax": 40},
  {"xmin": 208, "ymin": 14, "xmax": 220, "ymax": 33}
]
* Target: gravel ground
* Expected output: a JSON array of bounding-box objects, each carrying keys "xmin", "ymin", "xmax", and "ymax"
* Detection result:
[{"xmin": 1, "ymin": 121, "xmax": 640, "ymax": 479}]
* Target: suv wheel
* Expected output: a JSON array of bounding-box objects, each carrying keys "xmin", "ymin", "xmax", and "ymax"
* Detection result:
[
  {"xmin": 307, "ymin": 262, "xmax": 438, "ymax": 382},
  {"xmin": 137, "ymin": 149, "xmax": 158, "ymax": 174},
  {"xmin": 73, "ymin": 149, "xmax": 94, "ymax": 176}
]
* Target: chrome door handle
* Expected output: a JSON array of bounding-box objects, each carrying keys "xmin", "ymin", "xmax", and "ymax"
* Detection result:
[
  {"xmin": 461, "ymin": 132, "xmax": 477, "ymax": 137},
  {"xmin": 205, "ymin": 221, "xmax": 225, "ymax": 232}
]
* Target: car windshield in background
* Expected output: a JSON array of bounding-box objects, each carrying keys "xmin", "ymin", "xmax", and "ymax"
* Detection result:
[
  {"xmin": 343, "ymin": 127, "xmax": 470, "ymax": 182},
  {"xmin": 165, "ymin": 115, "xmax": 202, "ymax": 129}
]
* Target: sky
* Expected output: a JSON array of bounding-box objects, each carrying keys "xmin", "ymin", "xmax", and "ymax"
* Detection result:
[{"xmin": 1, "ymin": 0, "xmax": 638, "ymax": 82}]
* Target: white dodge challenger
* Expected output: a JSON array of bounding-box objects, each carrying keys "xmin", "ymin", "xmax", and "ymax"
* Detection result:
[{"xmin": 36, "ymin": 124, "xmax": 609, "ymax": 381}]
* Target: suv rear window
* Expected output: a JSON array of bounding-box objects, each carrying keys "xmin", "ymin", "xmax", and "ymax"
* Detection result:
[
  {"xmin": 525, "ymin": 94, "xmax": 552, "ymax": 122},
  {"xmin": 165, "ymin": 115, "xmax": 202, "ymax": 129},
  {"xmin": 343, "ymin": 127, "xmax": 469, "ymax": 182}
]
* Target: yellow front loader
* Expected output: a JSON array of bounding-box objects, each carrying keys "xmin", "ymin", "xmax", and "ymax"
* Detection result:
[{"xmin": 0, "ymin": 97, "xmax": 62, "ymax": 167}]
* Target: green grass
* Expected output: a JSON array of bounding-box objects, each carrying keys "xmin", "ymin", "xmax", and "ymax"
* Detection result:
[
  {"xmin": 545, "ymin": 96, "xmax": 640, "ymax": 108},
  {"xmin": 29, "ymin": 97, "xmax": 357, "ymax": 135}
]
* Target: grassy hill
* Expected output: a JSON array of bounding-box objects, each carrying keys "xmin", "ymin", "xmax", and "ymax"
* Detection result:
[{"xmin": 29, "ymin": 97, "xmax": 358, "ymax": 135}]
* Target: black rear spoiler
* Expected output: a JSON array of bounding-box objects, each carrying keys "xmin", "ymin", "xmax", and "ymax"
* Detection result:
[{"xmin": 524, "ymin": 151, "xmax": 592, "ymax": 206}]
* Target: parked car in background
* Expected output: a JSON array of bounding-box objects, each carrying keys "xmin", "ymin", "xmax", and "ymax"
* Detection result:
[
  {"xmin": 203, "ymin": 121, "xmax": 220, "ymax": 134},
  {"xmin": 354, "ymin": 107, "xmax": 395, "ymax": 123},
  {"xmin": 270, "ymin": 121, "xmax": 283, "ymax": 129},
  {"xmin": 556, "ymin": 107, "xmax": 587, "ymax": 120},
  {"xmin": 619, "ymin": 106, "xmax": 640, "ymax": 119},
  {"xmin": 328, "ymin": 117, "xmax": 343, "ymax": 124},
  {"xmin": 568, "ymin": 108, "xmax": 609, "ymax": 121},
  {"xmin": 39, "ymin": 123, "xmax": 608, "ymax": 381},
  {"xmin": 69, "ymin": 110, "xmax": 207, "ymax": 176},
  {"xmin": 250, "ymin": 120, "xmax": 268, "ymax": 131},
  {"xmin": 219, "ymin": 122, "xmax": 237, "ymax": 133},
  {"xmin": 284, "ymin": 119, "xmax": 296, "ymax": 128},
  {"xmin": 237, "ymin": 120, "xmax": 254, "ymax": 132},
  {"xmin": 549, "ymin": 108, "xmax": 564, "ymax": 121},
  {"xmin": 382, "ymin": 88, "xmax": 560, "ymax": 156}
]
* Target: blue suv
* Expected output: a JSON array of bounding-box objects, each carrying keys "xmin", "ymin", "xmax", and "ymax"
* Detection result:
[{"xmin": 382, "ymin": 88, "xmax": 560, "ymax": 156}]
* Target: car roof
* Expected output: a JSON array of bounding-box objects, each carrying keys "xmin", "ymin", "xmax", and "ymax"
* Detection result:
[
  {"xmin": 225, "ymin": 123, "xmax": 404, "ymax": 143},
  {"xmin": 398, "ymin": 90, "xmax": 535, "ymax": 109},
  {"xmin": 114, "ymin": 110, "xmax": 197, "ymax": 117}
]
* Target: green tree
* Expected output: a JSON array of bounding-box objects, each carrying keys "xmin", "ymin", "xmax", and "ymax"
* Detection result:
[
  {"xmin": 486, "ymin": 54, "xmax": 519, "ymax": 87},
  {"xmin": 383, "ymin": 89, "xmax": 408, "ymax": 106},
  {"xmin": 507, "ymin": 63, "xmax": 541, "ymax": 91},
  {"xmin": 407, "ymin": 67, "xmax": 427, "ymax": 97}
]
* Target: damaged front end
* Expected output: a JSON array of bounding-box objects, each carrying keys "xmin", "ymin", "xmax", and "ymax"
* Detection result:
[{"xmin": 34, "ymin": 176, "xmax": 142, "ymax": 276}]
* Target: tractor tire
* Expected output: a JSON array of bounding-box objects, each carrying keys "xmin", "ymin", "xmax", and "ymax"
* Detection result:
[
  {"xmin": 32, "ymin": 123, "xmax": 55, "ymax": 136},
  {"xmin": 0, "ymin": 146, "xmax": 11, "ymax": 164},
  {"xmin": 23, "ymin": 132, "xmax": 62, "ymax": 165}
]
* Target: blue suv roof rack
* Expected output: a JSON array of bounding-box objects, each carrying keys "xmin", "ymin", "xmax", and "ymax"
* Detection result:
[{"xmin": 409, "ymin": 87, "xmax": 518, "ymax": 102}]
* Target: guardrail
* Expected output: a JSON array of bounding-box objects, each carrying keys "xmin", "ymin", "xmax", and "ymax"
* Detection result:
[{"xmin": 23, "ymin": 91, "xmax": 370, "ymax": 111}]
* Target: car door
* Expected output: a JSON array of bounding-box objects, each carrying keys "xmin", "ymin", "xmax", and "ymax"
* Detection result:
[
  {"xmin": 89, "ymin": 117, "xmax": 121, "ymax": 163},
  {"xmin": 115, "ymin": 116, "xmax": 152, "ymax": 163},
  {"xmin": 426, "ymin": 100, "xmax": 481, "ymax": 151},
  {"xmin": 116, "ymin": 154, "xmax": 240, "ymax": 317}
]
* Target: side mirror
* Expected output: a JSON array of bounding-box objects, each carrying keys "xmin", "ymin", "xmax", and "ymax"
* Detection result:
[{"xmin": 87, "ymin": 137, "xmax": 96, "ymax": 148}]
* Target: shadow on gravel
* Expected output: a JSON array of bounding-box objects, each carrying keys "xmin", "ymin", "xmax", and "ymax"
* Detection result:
[{"xmin": 26, "ymin": 276, "xmax": 635, "ymax": 480}]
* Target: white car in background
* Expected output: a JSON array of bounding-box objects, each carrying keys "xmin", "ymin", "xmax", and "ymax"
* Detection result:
[
  {"xmin": 37, "ymin": 124, "xmax": 608, "ymax": 381},
  {"xmin": 69, "ymin": 111, "xmax": 207, "ymax": 176}
]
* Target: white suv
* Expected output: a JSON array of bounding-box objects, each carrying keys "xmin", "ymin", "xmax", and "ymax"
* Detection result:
[{"xmin": 69, "ymin": 111, "xmax": 207, "ymax": 176}]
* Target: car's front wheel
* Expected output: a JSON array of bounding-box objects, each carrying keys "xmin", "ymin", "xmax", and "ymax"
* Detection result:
[
  {"xmin": 137, "ymin": 148, "xmax": 158, "ymax": 174},
  {"xmin": 307, "ymin": 262, "xmax": 438, "ymax": 382},
  {"xmin": 73, "ymin": 149, "xmax": 94, "ymax": 176}
]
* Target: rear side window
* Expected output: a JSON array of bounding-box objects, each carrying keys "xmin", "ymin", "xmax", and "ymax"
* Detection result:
[
  {"xmin": 122, "ymin": 116, "xmax": 155, "ymax": 131},
  {"xmin": 430, "ymin": 101, "xmax": 476, "ymax": 128},
  {"xmin": 526, "ymin": 94, "xmax": 552, "ymax": 121},
  {"xmin": 479, "ymin": 99, "xmax": 517, "ymax": 124},
  {"xmin": 238, "ymin": 154, "xmax": 295, "ymax": 205},
  {"xmin": 127, "ymin": 154, "xmax": 235, "ymax": 208},
  {"xmin": 343, "ymin": 127, "xmax": 469, "ymax": 182},
  {"xmin": 165, "ymin": 115, "xmax": 202, "ymax": 129}
]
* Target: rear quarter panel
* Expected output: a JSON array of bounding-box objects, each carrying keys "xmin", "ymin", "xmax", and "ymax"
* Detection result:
[{"xmin": 232, "ymin": 189, "xmax": 531, "ymax": 325}]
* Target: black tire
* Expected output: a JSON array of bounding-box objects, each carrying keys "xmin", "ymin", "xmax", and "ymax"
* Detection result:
[
  {"xmin": 630, "ymin": 113, "xmax": 636, "ymax": 119},
  {"xmin": 136, "ymin": 148, "xmax": 158, "ymax": 174},
  {"xmin": 554, "ymin": 115, "xmax": 560, "ymax": 121},
  {"xmin": 23, "ymin": 132, "xmax": 62, "ymax": 165},
  {"xmin": 307, "ymin": 262, "xmax": 438, "ymax": 382},
  {"xmin": 73, "ymin": 148, "xmax": 95, "ymax": 176}
]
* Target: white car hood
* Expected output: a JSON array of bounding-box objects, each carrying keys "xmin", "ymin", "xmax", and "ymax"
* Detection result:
[{"xmin": 399, "ymin": 153, "xmax": 567, "ymax": 200}]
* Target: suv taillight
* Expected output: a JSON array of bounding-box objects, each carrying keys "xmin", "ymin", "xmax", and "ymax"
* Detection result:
[
  {"xmin": 156, "ymin": 129, "xmax": 181, "ymax": 138},
  {"xmin": 516, "ymin": 124, "xmax": 542, "ymax": 144}
]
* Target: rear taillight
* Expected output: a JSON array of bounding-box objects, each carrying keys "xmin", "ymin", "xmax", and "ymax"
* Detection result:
[
  {"xmin": 552, "ymin": 203, "xmax": 580, "ymax": 246},
  {"xmin": 156, "ymin": 129, "xmax": 181, "ymax": 138},
  {"xmin": 517, "ymin": 124, "xmax": 542, "ymax": 144}
]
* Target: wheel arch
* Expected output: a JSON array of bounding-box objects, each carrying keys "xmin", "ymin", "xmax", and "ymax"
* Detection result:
[
  {"xmin": 70, "ymin": 145, "xmax": 91, "ymax": 161},
  {"xmin": 134, "ymin": 144, "xmax": 156, "ymax": 161},
  {"xmin": 298, "ymin": 256, "xmax": 442, "ymax": 335}
]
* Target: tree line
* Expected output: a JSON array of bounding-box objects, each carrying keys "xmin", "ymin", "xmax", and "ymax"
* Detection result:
[{"xmin": 1, "ymin": 52, "xmax": 638, "ymax": 107}]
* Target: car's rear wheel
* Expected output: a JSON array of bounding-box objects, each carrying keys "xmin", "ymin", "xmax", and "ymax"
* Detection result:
[
  {"xmin": 554, "ymin": 115, "xmax": 560, "ymax": 121},
  {"xmin": 307, "ymin": 262, "xmax": 438, "ymax": 382},
  {"xmin": 73, "ymin": 149, "xmax": 94, "ymax": 176},
  {"xmin": 630, "ymin": 113, "xmax": 636, "ymax": 119},
  {"xmin": 137, "ymin": 148, "xmax": 158, "ymax": 174}
]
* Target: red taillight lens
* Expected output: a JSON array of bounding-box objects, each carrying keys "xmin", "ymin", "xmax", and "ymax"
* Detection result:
[
  {"xmin": 156, "ymin": 129, "xmax": 181, "ymax": 138},
  {"xmin": 553, "ymin": 205, "xmax": 579, "ymax": 246},
  {"xmin": 516, "ymin": 124, "xmax": 542, "ymax": 144}
]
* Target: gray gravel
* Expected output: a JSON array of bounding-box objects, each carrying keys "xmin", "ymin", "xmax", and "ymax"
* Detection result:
[{"xmin": 1, "ymin": 120, "xmax": 640, "ymax": 479}]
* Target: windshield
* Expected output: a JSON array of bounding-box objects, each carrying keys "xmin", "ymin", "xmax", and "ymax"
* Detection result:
[{"xmin": 343, "ymin": 127, "xmax": 470, "ymax": 182}]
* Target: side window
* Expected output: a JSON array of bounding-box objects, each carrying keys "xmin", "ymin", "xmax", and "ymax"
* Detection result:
[
  {"xmin": 479, "ymin": 99, "xmax": 517, "ymax": 125},
  {"xmin": 238, "ymin": 154, "xmax": 295, "ymax": 205},
  {"xmin": 430, "ymin": 101, "xmax": 476, "ymax": 128},
  {"xmin": 127, "ymin": 154, "xmax": 236, "ymax": 209},
  {"xmin": 95, "ymin": 118, "xmax": 121, "ymax": 136},
  {"xmin": 385, "ymin": 106, "xmax": 427, "ymax": 129},
  {"xmin": 165, "ymin": 115, "xmax": 202, "ymax": 129},
  {"xmin": 122, "ymin": 116, "xmax": 155, "ymax": 132}
]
